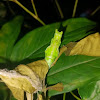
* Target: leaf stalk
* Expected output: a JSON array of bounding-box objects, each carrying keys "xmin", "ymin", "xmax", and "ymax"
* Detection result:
[
  {"xmin": 70, "ymin": 91, "xmax": 81, "ymax": 100},
  {"xmin": 72, "ymin": 0, "xmax": 78, "ymax": 17},
  {"xmin": 55, "ymin": 0, "xmax": 64, "ymax": 19},
  {"xmin": 9, "ymin": 0, "xmax": 45, "ymax": 25},
  {"xmin": 63, "ymin": 93, "xmax": 66, "ymax": 100},
  {"xmin": 91, "ymin": 6, "xmax": 100, "ymax": 16},
  {"xmin": 31, "ymin": 0, "xmax": 38, "ymax": 17}
]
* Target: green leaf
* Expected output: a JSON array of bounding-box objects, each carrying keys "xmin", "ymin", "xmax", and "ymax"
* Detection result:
[
  {"xmin": 79, "ymin": 80, "xmax": 100, "ymax": 100},
  {"xmin": 10, "ymin": 97, "xmax": 17, "ymax": 100},
  {"xmin": 10, "ymin": 18, "xmax": 96, "ymax": 62},
  {"xmin": 10, "ymin": 22, "xmax": 61, "ymax": 61},
  {"xmin": 0, "ymin": 83, "xmax": 8, "ymax": 100},
  {"xmin": 47, "ymin": 54, "xmax": 100, "ymax": 96},
  {"xmin": 62, "ymin": 18, "xmax": 96, "ymax": 45},
  {"xmin": 28, "ymin": 44, "xmax": 48, "ymax": 59},
  {"xmin": 0, "ymin": 16, "xmax": 24, "ymax": 62}
]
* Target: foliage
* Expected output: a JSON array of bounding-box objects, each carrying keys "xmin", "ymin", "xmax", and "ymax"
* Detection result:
[{"xmin": 0, "ymin": 14, "xmax": 99, "ymax": 100}]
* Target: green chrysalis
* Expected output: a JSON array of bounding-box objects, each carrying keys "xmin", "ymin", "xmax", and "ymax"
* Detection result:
[{"xmin": 45, "ymin": 29, "xmax": 63, "ymax": 68}]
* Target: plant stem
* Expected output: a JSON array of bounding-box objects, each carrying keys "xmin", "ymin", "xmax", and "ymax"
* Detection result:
[
  {"xmin": 43, "ymin": 79, "xmax": 46, "ymax": 98},
  {"xmin": 48, "ymin": 96, "xmax": 51, "ymax": 100},
  {"xmin": 63, "ymin": 93, "xmax": 66, "ymax": 100},
  {"xmin": 55, "ymin": 0, "xmax": 64, "ymax": 19},
  {"xmin": 26, "ymin": 92, "xmax": 33, "ymax": 100},
  {"xmin": 90, "ymin": 6, "xmax": 100, "ymax": 16},
  {"xmin": 31, "ymin": 0, "xmax": 38, "ymax": 17},
  {"xmin": 72, "ymin": 0, "xmax": 78, "ymax": 17},
  {"xmin": 70, "ymin": 91, "xmax": 81, "ymax": 100},
  {"xmin": 9, "ymin": 0, "xmax": 45, "ymax": 25}
]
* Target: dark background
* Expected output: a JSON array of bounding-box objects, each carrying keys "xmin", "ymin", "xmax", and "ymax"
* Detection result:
[{"xmin": 1, "ymin": 0, "xmax": 100, "ymax": 28}]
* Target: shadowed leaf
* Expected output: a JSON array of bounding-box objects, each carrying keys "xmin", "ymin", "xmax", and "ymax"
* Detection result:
[{"xmin": 0, "ymin": 16, "xmax": 23, "ymax": 62}]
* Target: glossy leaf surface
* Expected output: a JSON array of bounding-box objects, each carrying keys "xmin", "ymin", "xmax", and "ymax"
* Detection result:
[
  {"xmin": 0, "ymin": 16, "xmax": 23, "ymax": 62},
  {"xmin": 10, "ymin": 18, "xmax": 96, "ymax": 62},
  {"xmin": 47, "ymin": 54, "xmax": 100, "ymax": 96},
  {"xmin": 62, "ymin": 18, "xmax": 96, "ymax": 45},
  {"xmin": 10, "ymin": 22, "xmax": 60, "ymax": 61},
  {"xmin": 79, "ymin": 80, "xmax": 100, "ymax": 100}
]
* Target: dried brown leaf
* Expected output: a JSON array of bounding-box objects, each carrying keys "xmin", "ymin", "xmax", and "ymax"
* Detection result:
[
  {"xmin": 15, "ymin": 64, "xmax": 42, "ymax": 92},
  {"xmin": 26, "ymin": 92, "xmax": 33, "ymax": 100},
  {"xmin": 27, "ymin": 59, "xmax": 49, "ymax": 80},
  {"xmin": 47, "ymin": 83, "xmax": 63, "ymax": 92},
  {"xmin": 7, "ymin": 85, "xmax": 24, "ymax": 100},
  {"xmin": 37, "ymin": 94, "xmax": 43, "ymax": 100},
  {"xmin": 70, "ymin": 32, "xmax": 100, "ymax": 56},
  {"xmin": 64, "ymin": 42, "xmax": 77, "ymax": 56},
  {"xmin": 0, "ymin": 69, "xmax": 37, "ymax": 93}
]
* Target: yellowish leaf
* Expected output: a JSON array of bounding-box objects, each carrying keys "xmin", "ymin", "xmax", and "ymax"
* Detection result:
[
  {"xmin": 47, "ymin": 83, "xmax": 63, "ymax": 92},
  {"xmin": 27, "ymin": 59, "xmax": 49, "ymax": 80},
  {"xmin": 70, "ymin": 32, "xmax": 100, "ymax": 56},
  {"xmin": 0, "ymin": 59, "xmax": 49, "ymax": 99},
  {"xmin": 0, "ymin": 59, "xmax": 49, "ymax": 100},
  {"xmin": 0, "ymin": 70, "xmax": 34, "ymax": 93},
  {"xmin": 7, "ymin": 85, "xmax": 24, "ymax": 100},
  {"xmin": 26, "ymin": 92, "xmax": 33, "ymax": 100},
  {"xmin": 0, "ymin": 69, "xmax": 42, "ymax": 94},
  {"xmin": 15, "ymin": 64, "xmax": 42, "ymax": 91},
  {"xmin": 37, "ymin": 94, "xmax": 43, "ymax": 100},
  {"xmin": 64, "ymin": 42, "xmax": 77, "ymax": 56}
]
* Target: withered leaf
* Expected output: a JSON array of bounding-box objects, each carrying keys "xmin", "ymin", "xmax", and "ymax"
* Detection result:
[
  {"xmin": 0, "ymin": 59, "xmax": 49, "ymax": 100},
  {"xmin": 64, "ymin": 42, "xmax": 77, "ymax": 56},
  {"xmin": 47, "ymin": 83, "xmax": 63, "ymax": 92},
  {"xmin": 37, "ymin": 94, "xmax": 43, "ymax": 100},
  {"xmin": 70, "ymin": 32, "xmax": 100, "ymax": 56},
  {"xmin": 7, "ymin": 85, "xmax": 24, "ymax": 100},
  {"xmin": 15, "ymin": 64, "xmax": 42, "ymax": 92},
  {"xmin": 26, "ymin": 92, "xmax": 33, "ymax": 100},
  {"xmin": 27, "ymin": 59, "xmax": 49, "ymax": 80},
  {"xmin": 0, "ymin": 69, "xmax": 37, "ymax": 93}
]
